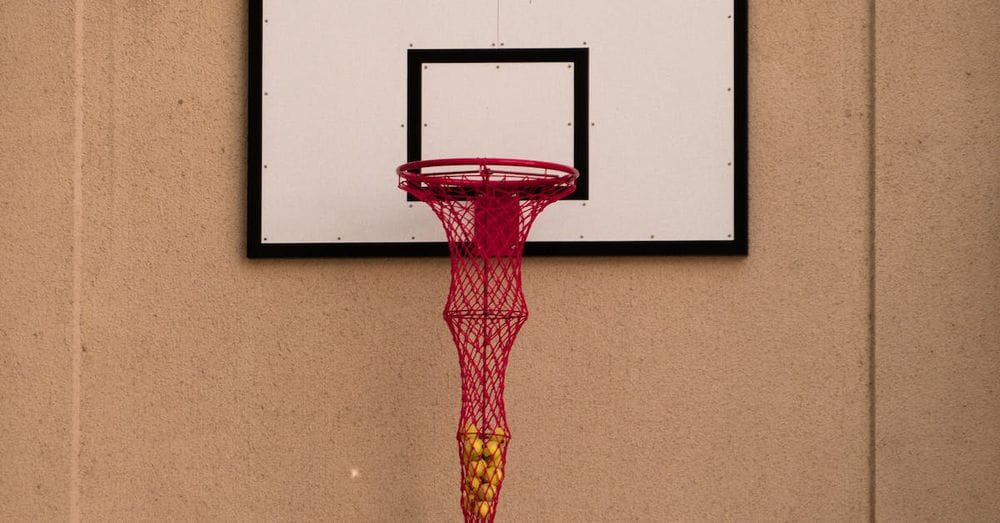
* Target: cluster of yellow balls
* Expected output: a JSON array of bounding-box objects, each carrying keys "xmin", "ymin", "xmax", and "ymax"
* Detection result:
[{"xmin": 460, "ymin": 423, "xmax": 507, "ymax": 519}]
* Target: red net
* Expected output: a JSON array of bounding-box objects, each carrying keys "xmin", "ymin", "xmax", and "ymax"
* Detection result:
[{"xmin": 398, "ymin": 158, "xmax": 577, "ymax": 522}]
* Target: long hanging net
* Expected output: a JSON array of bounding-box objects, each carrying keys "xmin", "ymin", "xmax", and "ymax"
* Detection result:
[{"xmin": 398, "ymin": 158, "xmax": 577, "ymax": 522}]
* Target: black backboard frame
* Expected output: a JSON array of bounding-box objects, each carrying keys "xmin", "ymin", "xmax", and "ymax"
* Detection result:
[{"xmin": 247, "ymin": 0, "xmax": 748, "ymax": 258}]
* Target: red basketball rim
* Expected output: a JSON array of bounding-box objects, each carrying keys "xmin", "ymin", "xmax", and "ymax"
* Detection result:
[{"xmin": 397, "ymin": 157, "xmax": 578, "ymax": 191}]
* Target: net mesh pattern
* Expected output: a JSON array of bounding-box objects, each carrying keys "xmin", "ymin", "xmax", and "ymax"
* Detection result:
[{"xmin": 399, "ymin": 159, "xmax": 576, "ymax": 522}]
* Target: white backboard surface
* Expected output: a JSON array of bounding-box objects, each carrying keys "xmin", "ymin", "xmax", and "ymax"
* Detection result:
[{"xmin": 249, "ymin": 0, "xmax": 747, "ymax": 256}]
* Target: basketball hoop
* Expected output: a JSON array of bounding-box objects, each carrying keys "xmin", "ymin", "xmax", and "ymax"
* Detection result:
[{"xmin": 398, "ymin": 158, "xmax": 577, "ymax": 521}]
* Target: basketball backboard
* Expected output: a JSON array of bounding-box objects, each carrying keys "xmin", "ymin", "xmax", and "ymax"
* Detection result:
[{"xmin": 248, "ymin": 0, "xmax": 747, "ymax": 257}]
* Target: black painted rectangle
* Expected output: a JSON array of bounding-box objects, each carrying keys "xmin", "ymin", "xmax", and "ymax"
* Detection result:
[{"xmin": 407, "ymin": 48, "xmax": 590, "ymax": 201}]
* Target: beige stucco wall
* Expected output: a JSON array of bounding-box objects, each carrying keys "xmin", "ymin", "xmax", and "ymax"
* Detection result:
[
  {"xmin": 0, "ymin": 1, "xmax": 996, "ymax": 521},
  {"xmin": 874, "ymin": 1, "xmax": 1000, "ymax": 519},
  {"xmin": 0, "ymin": 1, "xmax": 77, "ymax": 520}
]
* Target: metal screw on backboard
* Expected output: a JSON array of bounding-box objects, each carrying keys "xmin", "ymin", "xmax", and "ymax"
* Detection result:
[
  {"xmin": 411, "ymin": 236, "xmax": 416, "ymax": 240},
  {"xmin": 582, "ymin": 202, "xmax": 587, "ymax": 206},
  {"xmin": 727, "ymin": 162, "xmax": 732, "ymax": 166},
  {"xmin": 337, "ymin": 237, "xmax": 342, "ymax": 241},
  {"xmin": 650, "ymin": 235, "xmax": 655, "ymax": 239},
  {"xmin": 409, "ymin": 204, "xmax": 413, "ymax": 208},
  {"xmin": 579, "ymin": 235, "xmax": 584, "ymax": 239}
]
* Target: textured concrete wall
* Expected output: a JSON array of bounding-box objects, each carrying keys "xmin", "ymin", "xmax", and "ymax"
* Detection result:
[
  {"xmin": 0, "ymin": 2, "xmax": 75, "ymax": 520},
  {"xmin": 875, "ymin": 1, "xmax": 1000, "ymax": 519},
  {"xmin": 0, "ymin": 1, "xmax": 996, "ymax": 521}
]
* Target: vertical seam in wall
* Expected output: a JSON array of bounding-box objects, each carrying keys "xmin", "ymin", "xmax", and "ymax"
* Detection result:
[
  {"xmin": 867, "ymin": 0, "xmax": 877, "ymax": 521},
  {"xmin": 71, "ymin": 0, "xmax": 84, "ymax": 521}
]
